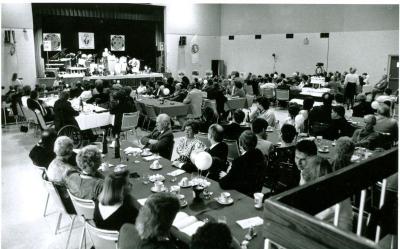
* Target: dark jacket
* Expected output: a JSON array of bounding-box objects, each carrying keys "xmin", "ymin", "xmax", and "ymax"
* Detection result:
[
  {"xmin": 352, "ymin": 101, "xmax": 374, "ymax": 118},
  {"xmin": 87, "ymin": 92, "xmax": 109, "ymax": 105},
  {"xmin": 110, "ymin": 97, "xmax": 136, "ymax": 134},
  {"xmin": 93, "ymin": 197, "xmax": 138, "ymax": 231},
  {"xmin": 27, "ymin": 98, "xmax": 46, "ymax": 115},
  {"xmin": 207, "ymin": 87, "xmax": 227, "ymax": 115},
  {"xmin": 222, "ymin": 122, "xmax": 250, "ymax": 141},
  {"xmin": 168, "ymin": 89, "xmax": 187, "ymax": 103},
  {"xmin": 29, "ymin": 144, "xmax": 55, "ymax": 168},
  {"xmin": 181, "ymin": 142, "xmax": 228, "ymax": 181},
  {"xmin": 309, "ymin": 105, "xmax": 332, "ymax": 124},
  {"xmin": 324, "ymin": 117, "xmax": 353, "ymax": 140},
  {"xmin": 219, "ymin": 148, "xmax": 266, "ymax": 197},
  {"xmin": 140, "ymin": 129, "xmax": 174, "ymax": 160},
  {"xmin": 53, "ymin": 99, "xmax": 79, "ymax": 131}
]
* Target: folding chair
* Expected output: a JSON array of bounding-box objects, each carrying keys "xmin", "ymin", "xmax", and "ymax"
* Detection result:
[
  {"xmin": 275, "ymin": 89, "xmax": 290, "ymax": 107},
  {"xmin": 143, "ymin": 105, "xmax": 157, "ymax": 131},
  {"xmin": 67, "ymin": 190, "xmax": 95, "ymax": 249},
  {"xmin": 196, "ymin": 132, "xmax": 211, "ymax": 148},
  {"xmin": 261, "ymin": 88, "xmax": 275, "ymax": 102},
  {"xmin": 224, "ymin": 139, "xmax": 240, "ymax": 162},
  {"xmin": 134, "ymin": 101, "xmax": 146, "ymax": 129},
  {"xmin": 34, "ymin": 109, "xmax": 54, "ymax": 130},
  {"xmin": 120, "ymin": 111, "xmax": 139, "ymax": 141},
  {"xmin": 85, "ymin": 221, "xmax": 119, "ymax": 249}
]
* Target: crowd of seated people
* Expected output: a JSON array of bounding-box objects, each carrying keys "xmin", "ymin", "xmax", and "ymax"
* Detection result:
[{"xmin": 23, "ymin": 66, "xmax": 398, "ymax": 248}]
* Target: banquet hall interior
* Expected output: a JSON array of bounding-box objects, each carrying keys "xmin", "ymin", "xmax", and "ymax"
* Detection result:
[{"xmin": 1, "ymin": 3, "xmax": 399, "ymax": 249}]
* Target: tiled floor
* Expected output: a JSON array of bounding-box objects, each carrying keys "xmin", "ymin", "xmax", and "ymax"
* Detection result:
[{"xmin": 4, "ymin": 107, "xmax": 392, "ymax": 249}]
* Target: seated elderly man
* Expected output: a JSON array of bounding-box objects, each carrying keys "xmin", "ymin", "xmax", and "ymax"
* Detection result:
[
  {"xmin": 351, "ymin": 115, "xmax": 380, "ymax": 150},
  {"xmin": 65, "ymin": 145, "xmax": 104, "ymax": 200},
  {"xmin": 47, "ymin": 136, "xmax": 79, "ymax": 184},
  {"xmin": 140, "ymin": 113, "xmax": 174, "ymax": 160},
  {"xmin": 375, "ymin": 105, "xmax": 398, "ymax": 142}
]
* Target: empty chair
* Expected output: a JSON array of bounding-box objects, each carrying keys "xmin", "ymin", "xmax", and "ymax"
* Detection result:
[
  {"xmin": 276, "ymin": 89, "xmax": 290, "ymax": 107},
  {"xmin": 85, "ymin": 221, "xmax": 119, "ymax": 249},
  {"xmin": 120, "ymin": 112, "xmax": 139, "ymax": 140},
  {"xmin": 262, "ymin": 88, "xmax": 275, "ymax": 101},
  {"xmin": 224, "ymin": 139, "xmax": 240, "ymax": 161},
  {"xmin": 245, "ymin": 84, "xmax": 254, "ymax": 95},
  {"xmin": 245, "ymin": 94, "xmax": 255, "ymax": 108},
  {"xmin": 196, "ymin": 132, "xmax": 211, "ymax": 148},
  {"xmin": 143, "ymin": 105, "xmax": 157, "ymax": 131},
  {"xmin": 34, "ymin": 109, "xmax": 53, "ymax": 131},
  {"xmin": 134, "ymin": 101, "xmax": 147, "ymax": 129}
]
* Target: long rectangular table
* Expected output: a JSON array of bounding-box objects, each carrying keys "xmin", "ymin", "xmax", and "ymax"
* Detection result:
[
  {"xmin": 136, "ymin": 98, "xmax": 190, "ymax": 117},
  {"xmin": 102, "ymin": 141, "xmax": 265, "ymax": 249},
  {"xmin": 84, "ymin": 73, "xmax": 163, "ymax": 88}
]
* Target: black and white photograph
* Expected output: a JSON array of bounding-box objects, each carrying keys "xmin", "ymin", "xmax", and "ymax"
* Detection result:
[{"xmin": 1, "ymin": 1, "xmax": 398, "ymax": 249}]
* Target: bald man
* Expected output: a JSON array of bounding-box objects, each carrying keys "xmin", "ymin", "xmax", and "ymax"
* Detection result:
[{"xmin": 140, "ymin": 114, "xmax": 174, "ymax": 160}]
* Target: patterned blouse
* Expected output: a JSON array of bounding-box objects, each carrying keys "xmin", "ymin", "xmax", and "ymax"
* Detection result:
[{"xmin": 175, "ymin": 137, "xmax": 206, "ymax": 163}]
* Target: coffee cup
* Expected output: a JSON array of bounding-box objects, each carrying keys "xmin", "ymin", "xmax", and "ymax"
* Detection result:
[
  {"xmin": 220, "ymin": 192, "xmax": 231, "ymax": 202},
  {"xmin": 180, "ymin": 177, "xmax": 189, "ymax": 186},
  {"xmin": 254, "ymin": 192, "xmax": 264, "ymax": 209},
  {"xmin": 153, "ymin": 160, "xmax": 160, "ymax": 168},
  {"xmin": 144, "ymin": 148, "xmax": 150, "ymax": 154},
  {"xmin": 170, "ymin": 185, "xmax": 180, "ymax": 195},
  {"xmin": 323, "ymin": 145, "xmax": 329, "ymax": 151},
  {"xmin": 154, "ymin": 181, "xmax": 163, "ymax": 191}
]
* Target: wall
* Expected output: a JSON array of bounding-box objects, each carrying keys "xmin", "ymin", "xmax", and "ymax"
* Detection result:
[
  {"xmin": 1, "ymin": 4, "xmax": 36, "ymax": 89},
  {"xmin": 219, "ymin": 4, "xmax": 399, "ymax": 84},
  {"xmin": 164, "ymin": 4, "xmax": 221, "ymax": 79}
]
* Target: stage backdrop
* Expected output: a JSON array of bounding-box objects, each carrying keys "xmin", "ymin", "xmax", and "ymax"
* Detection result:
[{"xmin": 32, "ymin": 3, "xmax": 164, "ymax": 76}]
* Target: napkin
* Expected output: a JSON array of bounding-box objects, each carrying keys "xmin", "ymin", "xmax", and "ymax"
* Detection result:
[
  {"xmin": 124, "ymin": 147, "xmax": 142, "ymax": 154},
  {"xmin": 137, "ymin": 198, "xmax": 147, "ymax": 206},
  {"xmin": 143, "ymin": 155, "xmax": 162, "ymax": 161},
  {"xmin": 236, "ymin": 216, "xmax": 264, "ymax": 229},
  {"xmin": 167, "ymin": 169, "xmax": 186, "ymax": 177}
]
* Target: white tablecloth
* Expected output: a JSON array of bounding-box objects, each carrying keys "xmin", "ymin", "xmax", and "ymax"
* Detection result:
[
  {"xmin": 289, "ymin": 98, "xmax": 323, "ymax": 107},
  {"xmin": 300, "ymin": 87, "xmax": 331, "ymax": 97}
]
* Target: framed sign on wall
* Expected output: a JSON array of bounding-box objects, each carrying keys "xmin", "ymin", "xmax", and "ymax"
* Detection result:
[
  {"xmin": 78, "ymin": 32, "xmax": 95, "ymax": 49},
  {"xmin": 43, "ymin": 33, "xmax": 61, "ymax": 51},
  {"xmin": 110, "ymin": 35, "xmax": 125, "ymax": 51}
]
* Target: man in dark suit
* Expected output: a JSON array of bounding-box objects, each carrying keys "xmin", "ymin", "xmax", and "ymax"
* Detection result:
[
  {"xmin": 167, "ymin": 83, "xmax": 187, "ymax": 102},
  {"xmin": 181, "ymin": 124, "xmax": 228, "ymax": 181},
  {"xmin": 324, "ymin": 105, "xmax": 353, "ymax": 140},
  {"xmin": 222, "ymin": 109, "xmax": 250, "ymax": 141},
  {"xmin": 207, "ymin": 81, "xmax": 227, "ymax": 119},
  {"xmin": 27, "ymin": 90, "xmax": 54, "ymax": 122},
  {"xmin": 219, "ymin": 130, "xmax": 267, "ymax": 197},
  {"xmin": 53, "ymin": 91, "xmax": 79, "ymax": 131},
  {"xmin": 140, "ymin": 113, "xmax": 174, "ymax": 160},
  {"xmin": 86, "ymin": 80, "xmax": 109, "ymax": 105},
  {"xmin": 309, "ymin": 92, "xmax": 334, "ymax": 136}
]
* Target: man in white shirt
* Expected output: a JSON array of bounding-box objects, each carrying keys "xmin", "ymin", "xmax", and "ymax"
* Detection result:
[{"xmin": 251, "ymin": 118, "xmax": 273, "ymax": 159}]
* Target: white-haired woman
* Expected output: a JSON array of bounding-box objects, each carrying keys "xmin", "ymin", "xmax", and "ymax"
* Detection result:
[{"xmin": 47, "ymin": 136, "xmax": 79, "ymax": 184}]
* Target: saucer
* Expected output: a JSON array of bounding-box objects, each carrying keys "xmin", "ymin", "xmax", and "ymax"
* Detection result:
[
  {"xmin": 178, "ymin": 182, "xmax": 192, "ymax": 188},
  {"xmin": 214, "ymin": 197, "xmax": 234, "ymax": 205},
  {"xmin": 149, "ymin": 174, "xmax": 165, "ymax": 182},
  {"xmin": 266, "ymin": 128, "xmax": 274, "ymax": 132},
  {"xmin": 318, "ymin": 148, "xmax": 330, "ymax": 153},
  {"xmin": 151, "ymin": 186, "xmax": 167, "ymax": 193},
  {"xmin": 150, "ymin": 165, "xmax": 163, "ymax": 170},
  {"xmin": 141, "ymin": 152, "xmax": 153, "ymax": 157}
]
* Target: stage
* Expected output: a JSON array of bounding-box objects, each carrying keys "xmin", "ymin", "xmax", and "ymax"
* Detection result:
[{"xmin": 83, "ymin": 72, "xmax": 164, "ymax": 87}]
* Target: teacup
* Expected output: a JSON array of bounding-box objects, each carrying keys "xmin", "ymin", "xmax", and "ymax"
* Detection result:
[
  {"xmin": 154, "ymin": 181, "xmax": 163, "ymax": 191},
  {"xmin": 153, "ymin": 160, "xmax": 160, "ymax": 168},
  {"xmin": 220, "ymin": 192, "xmax": 231, "ymax": 203},
  {"xmin": 144, "ymin": 148, "xmax": 150, "ymax": 154},
  {"xmin": 180, "ymin": 177, "xmax": 189, "ymax": 186},
  {"xmin": 170, "ymin": 185, "xmax": 180, "ymax": 195},
  {"xmin": 323, "ymin": 145, "xmax": 329, "ymax": 151}
]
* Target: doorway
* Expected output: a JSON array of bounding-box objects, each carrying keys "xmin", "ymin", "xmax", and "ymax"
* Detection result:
[{"xmin": 387, "ymin": 55, "xmax": 399, "ymax": 91}]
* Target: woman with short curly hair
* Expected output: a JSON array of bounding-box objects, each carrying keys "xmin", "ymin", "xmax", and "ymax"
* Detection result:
[{"xmin": 47, "ymin": 136, "xmax": 78, "ymax": 183}]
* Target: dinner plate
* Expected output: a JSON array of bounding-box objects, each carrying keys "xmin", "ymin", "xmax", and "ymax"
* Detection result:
[
  {"xmin": 214, "ymin": 197, "xmax": 234, "ymax": 205},
  {"xmin": 149, "ymin": 175, "xmax": 165, "ymax": 182},
  {"xmin": 318, "ymin": 149, "xmax": 330, "ymax": 153},
  {"xmin": 266, "ymin": 128, "xmax": 274, "ymax": 132},
  {"xmin": 151, "ymin": 186, "xmax": 167, "ymax": 193}
]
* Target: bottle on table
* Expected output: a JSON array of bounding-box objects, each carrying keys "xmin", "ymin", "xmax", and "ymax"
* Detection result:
[
  {"xmin": 79, "ymin": 97, "xmax": 84, "ymax": 111},
  {"xmin": 102, "ymin": 131, "xmax": 108, "ymax": 155},
  {"xmin": 115, "ymin": 134, "xmax": 120, "ymax": 159}
]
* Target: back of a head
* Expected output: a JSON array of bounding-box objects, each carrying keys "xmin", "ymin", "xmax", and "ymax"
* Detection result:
[
  {"xmin": 190, "ymin": 222, "xmax": 232, "ymax": 249},
  {"xmin": 239, "ymin": 130, "xmax": 257, "ymax": 152},
  {"xmin": 281, "ymin": 124, "xmax": 297, "ymax": 144},
  {"xmin": 53, "ymin": 136, "xmax": 73, "ymax": 158},
  {"xmin": 332, "ymin": 105, "xmax": 345, "ymax": 118},
  {"xmin": 288, "ymin": 103, "xmax": 300, "ymax": 118},
  {"xmin": 208, "ymin": 124, "xmax": 224, "ymax": 143},
  {"xmin": 233, "ymin": 109, "xmax": 245, "ymax": 123},
  {"xmin": 30, "ymin": 90, "xmax": 38, "ymax": 99},
  {"xmin": 234, "ymin": 80, "xmax": 243, "ymax": 89},
  {"xmin": 256, "ymin": 96, "xmax": 270, "ymax": 110},
  {"xmin": 334, "ymin": 137, "xmax": 355, "ymax": 170},
  {"xmin": 303, "ymin": 97, "xmax": 314, "ymax": 111},
  {"xmin": 334, "ymin": 93, "xmax": 344, "ymax": 104},
  {"xmin": 76, "ymin": 145, "xmax": 101, "ymax": 174},
  {"xmin": 59, "ymin": 91, "xmax": 69, "ymax": 100},
  {"xmin": 322, "ymin": 93, "xmax": 333, "ymax": 106},
  {"xmin": 202, "ymin": 107, "xmax": 216, "ymax": 121},
  {"xmin": 136, "ymin": 193, "xmax": 180, "ymax": 240},
  {"xmin": 384, "ymin": 88, "xmax": 392, "ymax": 95},
  {"xmin": 296, "ymin": 139, "xmax": 317, "ymax": 156},
  {"xmin": 252, "ymin": 118, "xmax": 268, "ymax": 134},
  {"xmin": 100, "ymin": 170, "xmax": 129, "ymax": 205}
]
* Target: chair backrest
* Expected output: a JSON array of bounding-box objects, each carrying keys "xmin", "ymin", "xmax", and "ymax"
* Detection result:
[
  {"xmin": 196, "ymin": 132, "xmax": 211, "ymax": 148},
  {"xmin": 85, "ymin": 221, "xmax": 119, "ymax": 249},
  {"xmin": 224, "ymin": 139, "xmax": 240, "ymax": 161},
  {"xmin": 121, "ymin": 112, "xmax": 139, "ymax": 132},
  {"xmin": 67, "ymin": 189, "xmax": 95, "ymax": 220},
  {"xmin": 203, "ymin": 99, "xmax": 218, "ymax": 114},
  {"xmin": 22, "ymin": 106, "xmax": 38, "ymax": 124},
  {"xmin": 262, "ymin": 88, "xmax": 275, "ymax": 99},
  {"xmin": 42, "ymin": 179, "xmax": 70, "ymax": 214},
  {"xmin": 276, "ymin": 89, "xmax": 290, "ymax": 101},
  {"xmin": 245, "ymin": 85, "xmax": 254, "ymax": 95},
  {"xmin": 245, "ymin": 94, "xmax": 255, "ymax": 108},
  {"xmin": 34, "ymin": 110, "xmax": 48, "ymax": 130},
  {"xmin": 144, "ymin": 105, "xmax": 157, "ymax": 119},
  {"xmin": 16, "ymin": 102, "xmax": 25, "ymax": 118},
  {"xmin": 134, "ymin": 101, "xmax": 143, "ymax": 114}
]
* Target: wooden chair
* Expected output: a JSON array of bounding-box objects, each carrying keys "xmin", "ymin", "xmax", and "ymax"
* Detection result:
[
  {"xmin": 85, "ymin": 221, "xmax": 119, "ymax": 249},
  {"xmin": 196, "ymin": 132, "xmax": 211, "ymax": 148},
  {"xmin": 67, "ymin": 190, "xmax": 95, "ymax": 249},
  {"xmin": 224, "ymin": 139, "xmax": 240, "ymax": 162}
]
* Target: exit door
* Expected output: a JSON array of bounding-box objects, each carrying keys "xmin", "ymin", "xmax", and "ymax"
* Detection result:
[{"xmin": 388, "ymin": 55, "xmax": 399, "ymax": 91}]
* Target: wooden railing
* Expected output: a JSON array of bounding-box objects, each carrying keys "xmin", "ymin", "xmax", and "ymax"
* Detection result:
[{"xmin": 263, "ymin": 148, "xmax": 398, "ymax": 249}]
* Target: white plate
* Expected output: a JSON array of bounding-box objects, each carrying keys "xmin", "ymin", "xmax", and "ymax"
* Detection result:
[
  {"xmin": 318, "ymin": 149, "xmax": 330, "ymax": 153},
  {"xmin": 151, "ymin": 186, "xmax": 167, "ymax": 193},
  {"xmin": 141, "ymin": 152, "xmax": 153, "ymax": 157},
  {"xmin": 149, "ymin": 175, "xmax": 165, "ymax": 182},
  {"xmin": 149, "ymin": 165, "xmax": 163, "ymax": 170},
  {"xmin": 214, "ymin": 197, "xmax": 234, "ymax": 205}
]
